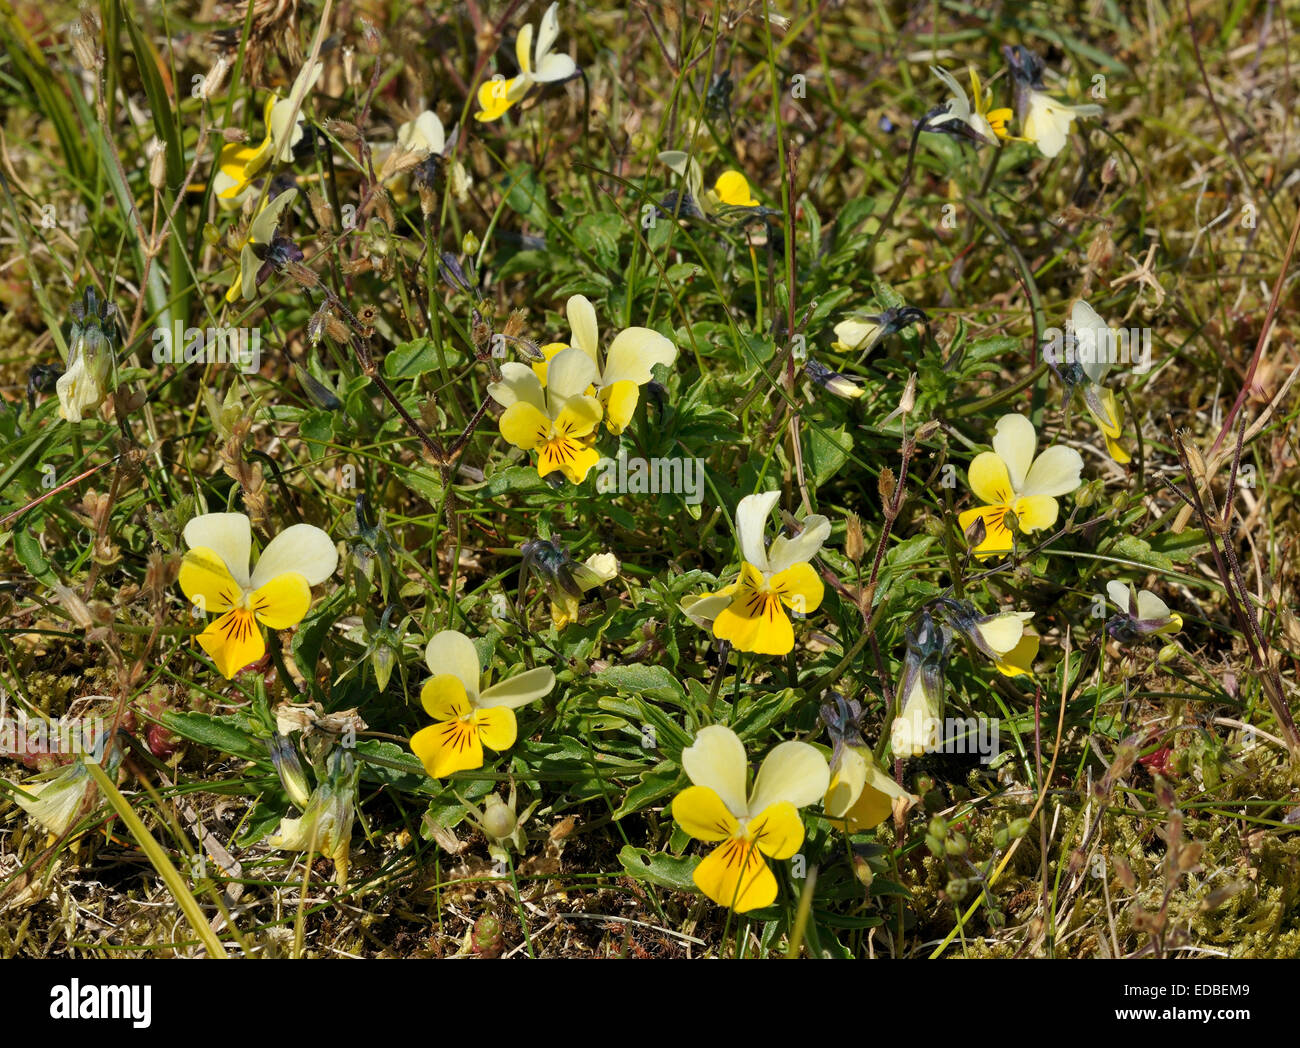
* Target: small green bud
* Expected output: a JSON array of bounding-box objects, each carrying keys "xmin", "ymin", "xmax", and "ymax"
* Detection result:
[{"xmin": 1008, "ymin": 817, "xmax": 1032, "ymax": 839}]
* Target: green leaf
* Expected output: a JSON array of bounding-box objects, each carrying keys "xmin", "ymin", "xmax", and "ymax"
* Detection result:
[
  {"xmin": 1110, "ymin": 535, "xmax": 1175, "ymax": 573},
  {"xmin": 161, "ymin": 711, "xmax": 264, "ymax": 761},
  {"xmin": 617, "ymin": 845, "xmax": 699, "ymax": 892},
  {"xmin": 597, "ymin": 663, "xmax": 687, "ymax": 702},
  {"xmin": 13, "ymin": 528, "xmax": 56, "ymax": 587},
  {"xmin": 613, "ymin": 762, "xmax": 681, "ymax": 819},
  {"xmin": 805, "ymin": 426, "xmax": 853, "ymax": 488},
  {"xmin": 383, "ymin": 338, "xmax": 462, "ymax": 379}
]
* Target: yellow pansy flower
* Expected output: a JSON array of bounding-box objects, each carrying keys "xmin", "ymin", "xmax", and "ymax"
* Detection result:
[
  {"xmin": 267, "ymin": 748, "xmax": 357, "ymax": 887},
  {"xmin": 1070, "ymin": 299, "xmax": 1131, "ymax": 464},
  {"xmin": 830, "ymin": 316, "xmax": 880, "ymax": 354},
  {"xmin": 1106, "ymin": 581, "xmax": 1182, "ymax": 640},
  {"xmin": 890, "ymin": 670, "xmax": 942, "ymax": 758},
  {"xmin": 409, "ymin": 630, "xmax": 555, "ymax": 778},
  {"xmin": 929, "ymin": 66, "xmax": 1009, "ymax": 146},
  {"xmin": 1022, "ymin": 88, "xmax": 1101, "ymax": 159},
  {"xmin": 488, "ymin": 346, "xmax": 605, "ymax": 482},
  {"xmin": 824, "ymin": 744, "xmax": 908, "ymax": 834},
  {"xmin": 475, "ymin": 2, "xmax": 576, "ymax": 122},
  {"xmin": 957, "ymin": 413, "xmax": 1083, "ymax": 559},
  {"xmin": 968, "ymin": 609, "xmax": 1039, "ymax": 677},
  {"xmin": 672, "ymin": 725, "xmax": 829, "ymax": 912},
  {"xmin": 210, "ymin": 60, "xmax": 322, "ymax": 206},
  {"xmin": 12, "ymin": 759, "xmax": 96, "ymax": 838},
  {"xmin": 532, "ymin": 295, "xmax": 678, "ymax": 434},
  {"xmin": 57, "ymin": 288, "xmax": 117, "ymax": 423},
  {"xmin": 179, "ymin": 511, "xmax": 338, "ymax": 679},
  {"xmin": 225, "ymin": 188, "xmax": 298, "ymax": 304},
  {"xmin": 211, "ymin": 136, "xmax": 273, "ymax": 208},
  {"xmin": 657, "ymin": 150, "xmax": 760, "ymax": 219},
  {"xmin": 550, "ymin": 551, "xmax": 619, "ymax": 628},
  {"xmin": 687, "ymin": 491, "xmax": 830, "ymax": 656},
  {"xmin": 713, "ymin": 169, "xmax": 758, "ymax": 207}
]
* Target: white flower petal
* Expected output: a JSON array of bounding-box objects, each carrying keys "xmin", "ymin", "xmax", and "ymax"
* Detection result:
[
  {"xmin": 681, "ymin": 725, "xmax": 749, "ymax": 817},
  {"xmin": 478, "ymin": 667, "xmax": 556, "ymax": 709},
  {"xmin": 890, "ymin": 675, "xmax": 939, "ymax": 758},
  {"xmin": 533, "ymin": 52, "xmax": 576, "ymax": 83},
  {"xmin": 397, "ymin": 110, "xmax": 445, "ymax": 157},
  {"xmin": 767, "ymin": 515, "xmax": 831, "ymax": 575},
  {"xmin": 832, "ymin": 318, "xmax": 879, "ymax": 351},
  {"xmin": 680, "ymin": 591, "xmax": 733, "ymax": 630},
  {"xmin": 423, "ymin": 629, "xmax": 482, "ymax": 699},
  {"xmin": 487, "ymin": 362, "xmax": 546, "ymax": 411},
  {"xmin": 735, "ymin": 490, "xmax": 780, "ymax": 572},
  {"xmin": 975, "ymin": 612, "xmax": 1029, "ymax": 655},
  {"xmin": 250, "ymin": 523, "xmax": 338, "ymax": 588},
  {"xmin": 601, "ymin": 327, "xmax": 677, "ymax": 387},
  {"xmin": 1022, "ymin": 444, "xmax": 1084, "ymax": 497},
  {"xmin": 184, "ymin": 512, "xmax": 253, "ymax": 586},
  {"xmin": 1106, "ymin": 579, "xmax": 1132, "ymax": 612},
  {"xmin": 565, "ymin": 295, "xmax": 600, "ymax": 360},
  {"xmin": 535, "ymin": 2, "xmax": 562, "ymax": 64},
  {"xmin": 930, "ymin": 66, "xmax": 971, "ymax": 122},
  {"xmin": 1135, "ymin": 588, "xmax": 1172, "ymax": 622},
  {"xmin": 545, "ymin": 345, "xmax": 599, "ymax": 405},
  {"xmin": 248, "ymin": 188, "xmax": 297, "ymax": 244},
  {"xmin": 1071, "ymin": 299, "xmax": 1113, "ymax": 384},
  {"xmin": 748, "ymin": 740, "xmax": 830, "ymax": 814},
  {"xmin": 992, "ymin": 413, "xmax": 1037, "ymax": 493}
]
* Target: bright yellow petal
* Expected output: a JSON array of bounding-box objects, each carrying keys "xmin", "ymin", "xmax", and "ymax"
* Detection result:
[
  {"xmin": 247, "ymin": 572, "xmax": 311, "ymax": 630},
  {"xmin": 410, "ymin": 719, "xmax": 483, "ymax": 778},
  {"xmin": 553, "ymin": 399, "xmax": 602, "ymax": 440},
  {"xmin": 420, "ymin": 675, "xmax": 473, "ymax": 720},
  {"xmin": 769, "ymin": 561, "xmax": 824, "ymax": 616},
  {"xmin": 967, "ymin": 451, "xmax": 1015, "ymax": 507},
  {"xmin": 713, "ymin": 170, "xmax": 758, "ymax": 207},
  {"xmin": 693, "ymin": 838, "xmax": 776, "ymax": 912},
  {"xmin": 957, "ymin": 505, "xmax": 1015, "ymax": 558},
  {"xmin": 993, "ymin": 628, "xmax": 1039, "ymax": 677},
  {"xmin": 474, "ymin": 706, "xmax": 518, "ymax": 753},
  {"xmin": 537, "ymin": 436, "xmax": 601, "ymax": 483},
  {"xmin": 197, "ymin": 609, "xmax": 265, "ymax": 679},
  {"xmin": 529, "ymin": 342, "xmax": 569, "ymax": 386},
  {"xmin": 600, "ymin": 380, "xmax": 639, "ymax": 434},
  {"xmin": 179, "ymin": 547, "xmax": 242, "ymax": 614},
  {"xmin": 672, "ymin": 785, "xmax": 741, "ymax": 842},
  {"xmin": 747, "ymin": 801, "xmax": 804, "ymax": 859},
  {"xmin": 475, "ymin": 77, "xmax": 523, "ymax": 121},
  {"xmin": 711, "ymin": 563, "xmax": 795, "ymax": 655},
  {"xmin": 1011, "ymin": 494, "xmax": 1059, "ymax": 533},
  {"xmin": 987, "ymin": 107, "xmax": 1013, "ymax": 138},
  {"xmin": 499, "ymin": 401, "xmax": 551, "ymax": 450}
]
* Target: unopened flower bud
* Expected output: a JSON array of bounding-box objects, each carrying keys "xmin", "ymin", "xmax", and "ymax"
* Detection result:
[
  {"xmin": 267, "ymin": 732, "xmax": 312, "ymax": 810},
  {"xmin": 199, "ymin": 55, "xmax": 230, "ymax": 101},
  {"xmin": 845, "ymin": 512, "xmax": 865, "ymax": 564},
  {"xmin": 480, "ymin": 793, "xmax": 518, "ymax": 840},
  {"xmin": 146, "ymin": 138, "xmax": 166, "ymax": 191}
]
